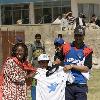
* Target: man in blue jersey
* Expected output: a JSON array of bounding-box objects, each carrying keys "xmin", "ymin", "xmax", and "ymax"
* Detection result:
[{"xmin": 63, "ymin": 26, "xmax": 93, "ymax": 100}]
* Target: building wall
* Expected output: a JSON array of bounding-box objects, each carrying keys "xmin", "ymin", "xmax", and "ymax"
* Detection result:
[
  {"xmin": 0, "ymin": 0, "xmax": 71, "ymax": 25},
  {"xmin": 76, "ymin": 0, "xmax": 100, "ymax": 4},
  {"xmin": 71, "ymin": 0, "xmax": 78, "ymax": 18},
  {"xmin": 1, "ymin": 0, "xmax": 100, "ymax": 24},
  {"xmin": 71, "ymin": 0, "xmax": 100, "ymax": 20},
  {"xmin": 29, "ymin": 2, "xmax": 35, "ymax": 24}
]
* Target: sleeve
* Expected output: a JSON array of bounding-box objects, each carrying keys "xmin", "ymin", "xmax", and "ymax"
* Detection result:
[
  {"xmin": 32, "ymin": 44, "xmax": 36, "ymax": 52},
  {"xmin": 42, "ymin": 42, "xmax": 45, "ymax": 53},
  {"xmin": 84, "ymin": 52, "xmax": 93, "ymax": 69},
  {"xmin": 62, "ymin": 42, "xmax": 70, "ymax": 56},
  {"xmin": 4, "ymin": 59, "xmax": 26, "ymax": 83}
]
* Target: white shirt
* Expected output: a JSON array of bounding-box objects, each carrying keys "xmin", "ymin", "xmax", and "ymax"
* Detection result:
[
  {"xmin": 79, "ymin": 17, "xmax": 83, "ymax": 26},
  {"xmin": 61, "ymin": 18, "xmax": 68, "ymax": 27},
  {"xmin": 34, "ymin": 66, "xmax": 74, "ymax": 100}
]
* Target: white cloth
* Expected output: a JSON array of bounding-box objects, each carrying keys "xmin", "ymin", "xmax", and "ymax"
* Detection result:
[
  {"xmin": 76, "ymin": 57, "xmax": 90, "ymax": 80},
  {"xmin": 79, "ymin": 17, "xmax": 83, "ymax": 26},
  {"xmin": 53, "ymin": 18, "xmax": 61, "ymax": 24},
  {"xmin": 61, "ymin": 18, "xmax": 68, "ymax": 28},
  {"xmin": 34, "ymin": 66, "xmax": 74, "ymax": 100},
  {"xmin": 73, "ymin": 17, "xmax": 83, "ymax": 29}
]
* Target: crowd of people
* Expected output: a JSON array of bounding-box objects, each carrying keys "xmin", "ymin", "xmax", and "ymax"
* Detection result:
[
  {"xmin": 31, "ymin": 25, "xmax": 93, "ymax": 100},
  {"xmin": 0, "ymin": 18, "xmax": 93, "ymax": 100},
  {"xmin": 53, "ymin": 11, "xmax": 100, "ymax": 30}
]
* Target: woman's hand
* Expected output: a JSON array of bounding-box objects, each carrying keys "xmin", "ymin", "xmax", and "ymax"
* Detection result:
[{"xmin": 26, "ymin": 72, "xmax": 35, "ymax": 79}]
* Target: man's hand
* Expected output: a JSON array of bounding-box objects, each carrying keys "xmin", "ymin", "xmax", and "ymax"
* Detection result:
[
  {"xmin": 53, "ymin": 58, "xmax": 61, "ymax": 65},
  {"xmin": 63, "ymin": 65, "xmax": 73, "ymax": 72}
]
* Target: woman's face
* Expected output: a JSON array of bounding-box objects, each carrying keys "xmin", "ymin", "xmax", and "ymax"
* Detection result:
[{"xmin": 16, "ymin": 45, "xmax": 25, "ymax": 61}]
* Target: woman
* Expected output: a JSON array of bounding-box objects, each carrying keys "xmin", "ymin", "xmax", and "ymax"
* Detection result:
[{"xmin": 2, "ymin": 42, "xmax": 36, "ymax": 100}]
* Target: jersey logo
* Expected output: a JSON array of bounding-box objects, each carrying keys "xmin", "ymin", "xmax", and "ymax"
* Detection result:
[
  {"xmin": 48, "ymin": 82, "xmax": 58, "ymax": 93},
  {"xmin": 66, "ymin": 57, "xmax": 85, "ymax": 65},
  {"xmin": 77, "ymin": 52, "xmax": 83, "ymax": 59}
]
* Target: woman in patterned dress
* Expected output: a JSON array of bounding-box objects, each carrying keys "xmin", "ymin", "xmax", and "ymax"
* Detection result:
[{"xmin": 2, "ymin": 42, "xmax": 36, "ymax": 100}]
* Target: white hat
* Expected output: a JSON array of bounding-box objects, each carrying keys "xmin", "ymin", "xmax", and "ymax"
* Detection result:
[{"xmin": 38, "ymin": 54, "xmax": 50, "ymax": 61}]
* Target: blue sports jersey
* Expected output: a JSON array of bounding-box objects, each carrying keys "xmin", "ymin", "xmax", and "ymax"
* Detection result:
[{"xmin": 64, "ymin": 46, "xmax": 87, "ymax": 84}]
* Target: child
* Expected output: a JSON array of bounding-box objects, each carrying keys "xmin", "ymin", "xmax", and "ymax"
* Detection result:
[{"xmin": 31, "ymin": 54, "xmax": 74, "ymax": 100}]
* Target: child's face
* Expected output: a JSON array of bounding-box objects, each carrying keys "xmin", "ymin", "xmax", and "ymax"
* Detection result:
[{"xmin": 38, "ymin": 60, "xmax": 49, "ymax": 69}]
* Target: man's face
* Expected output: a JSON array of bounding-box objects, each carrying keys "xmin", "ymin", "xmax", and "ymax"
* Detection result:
[
  {"xmin": 74, "ymin": 34, "xmax": 84, "ymax": 44},
  {"xmin": 55, "ymin": 45, "xmax": 62, "ymax": 51},
  {"xmin": 36, "ymin": 37, "xmax": 41, "ymax": 42}
]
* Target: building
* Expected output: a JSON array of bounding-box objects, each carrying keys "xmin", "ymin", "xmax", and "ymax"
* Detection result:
[
  {"xmin": 0, "ymin": 0, "xmax": 71, "ymax": 25},
  {"xmin": 71, "ymin": 0, "xmax": 100, "ymax": 22},
  {"xmin": 0, "ymin": 0, "xmax": 100, "ymax": 25}
]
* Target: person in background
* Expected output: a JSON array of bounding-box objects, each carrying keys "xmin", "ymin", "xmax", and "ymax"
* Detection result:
[
  {"xmin": 90, "ymin": 14, "xmax": 100, "ymax": 27},
  {"xmin": 15, "ymin": 36, "xmax": 24, "ymax": 43},
  {"xmin": 61, "ymin": 14, "xmax": 68, "ymax": 31},
  {"xmin": 53, "ymin": 37, "xmax": 65, "ymax": 66},
  {"xmin": 8, "ymin": 35, "xmax": 24, "ymax": 46},
  {"xmin": 58, "ymin": 33, "xmax": 63, "ymax": 38},
  {"xmin": 2, "ymin": 42, "xmax": 36, "ymax": 100},
  {"xmin": 31, "ymin": 34, "xmax": 45, "ymax": 100},
  {"xmin": 63, "ymin": 26, "xmax": 93, "ymax": 100},
  {"xmin": 31, "ymin": 34, "xmax": 45, "ymax": 67},
  {"xmin": 17, "ymin": 19, "xmax": 22, "ymax": 24},
  {"xmin": 67, "ymin": 11, "xmax": 76, "ymax": 30},
  {"xmin": 74, "ymin": 13, "xmax": 86, "ymax": 29}
]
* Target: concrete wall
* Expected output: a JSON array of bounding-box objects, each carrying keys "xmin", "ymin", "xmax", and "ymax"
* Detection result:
[
  {"xmin": 71, "ymin": 0, "xmax": 78, "ymax": 18},
  {"xmin": 29, "ymin": 2, "xmax": 35, "ymax": 24},
  {"xmin": 0, "ymin": 24, "xmax": 100, "ymax": 68},
  {"xmin": 0, "ymin": 24, "xmax": 61, "ymax": 43}
]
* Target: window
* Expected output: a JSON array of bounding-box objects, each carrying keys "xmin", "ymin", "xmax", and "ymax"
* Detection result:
[
  {"xmin": 34, "ymin": 0, "xmax": 71, "ymax": 24},
  {"xmin": 1, "ymin": 4, "xmax": 29, "ymax": 25},
  {"xmin": 78, "ymin": 4, "xmax": 100, "ymax": 22}
]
